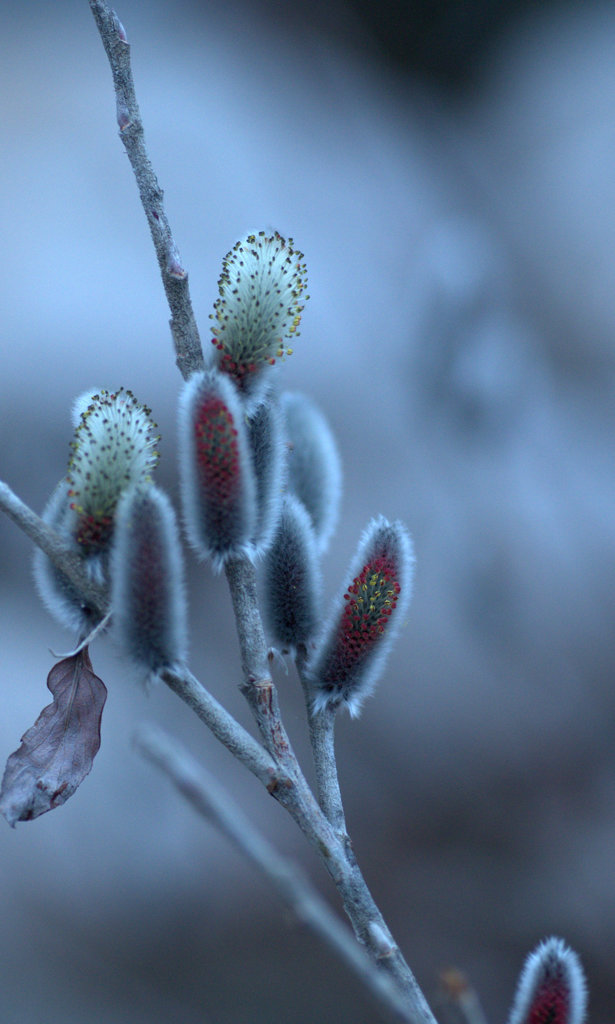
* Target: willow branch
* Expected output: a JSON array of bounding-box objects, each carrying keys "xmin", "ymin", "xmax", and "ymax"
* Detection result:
[
  {"xmin": 224, "ymin": 554, "xmax": 300, "ymax": 767},
  {"xmin": 89, "ymin": 0, "xmax": 204, "ymax": 380},
  {"xmin": 86, "ymin": 9, "xmax": 437, "ymax": 1021},
  {"xmin": 135, "ymin": 724, "xmax": 416, "ymax": 1024},
  {"xmin": 222, "ymin": 555, "xmax": 435, "ymax": 1022},
  {"xmin": 160, "ymin": 666, "xmax": 282, "ymax": 789},
  {"xmin": 0, "ymin": 479, "xmax": 108, "ymax": 616},
  {"xmin": 307, "ymin": 701, "xmax": 348, "ymax": 836},
  {"xmin": 295, "ymin": 646, "xmax": 347, "ymax": 834}
]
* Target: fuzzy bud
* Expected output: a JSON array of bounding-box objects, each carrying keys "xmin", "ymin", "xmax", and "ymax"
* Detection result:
[
  {"xmin": 209, "ymin": 231, "xmax": 308, "ymax": 408},
  {"xmin": 67, "ymin": 388, "xmax": 159, "ymax": 555},
  {"xmin": 247, "ymin": 400, "xmax": 285, "ymax": 558},
  {"xmin": 279, "ymin": 391, "xmax": 342, "ymax": 554},
  {"xmin": 309, "ymin": 516, "xmax": 414, "ymax": 716},
  {"xmin": 33, "ymin": 480, "xmax": 102, "ymax": 634},
  {"xmin": 263, "ymin": 495, "xmax": 321, "ymax": 651},
  {"xmin": 507, "ymin": 938, "xmax": 587, "ymax": 1024},
  {"xmin": 178, "ymin": 370, "xmax": 257, "ymax": 570},
  {"xmin": 110, "ymin": 486, "xmax": 187, "ymax": 674}
]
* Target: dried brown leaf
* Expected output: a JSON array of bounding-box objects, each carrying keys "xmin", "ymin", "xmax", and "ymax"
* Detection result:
[{"xmin": 0, "ymin": 648, "xmax": 107, "ymax": 826}]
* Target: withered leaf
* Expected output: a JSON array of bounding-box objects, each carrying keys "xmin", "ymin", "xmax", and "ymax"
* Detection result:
[{"xmin": 0, "ymin": 647, "xmax": 107, "ymax": 826}]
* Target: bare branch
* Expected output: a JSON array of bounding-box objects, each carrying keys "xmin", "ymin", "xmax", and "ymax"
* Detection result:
[
  {"xmin": 224, "ymin": 554, "xmax": 302, "ymax": 767},
  {"xmin": 160, "ymin": 665, "xmax": 282, "ymax": 789},
  {"xmin": 0, "ymin": 479, "xmax": 108, "ymax": 617},
  {"xmin": 88, "ymin": 0, "xmax": 205, "ymax": 380},
  {"xmin": 222, "ymin": 556, "xmax": 437, "ymax": 1023},
  {"xmin": 306, "ymin": 700, "xmax": 348, "ymax": 837},
  {"xmin": 134, "ymin": 724, "xmax": 418, "ymax": 1024}
]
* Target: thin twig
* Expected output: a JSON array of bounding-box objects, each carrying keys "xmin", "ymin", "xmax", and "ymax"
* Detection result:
[
  {"xmin": 88, "ymin": 0, "xmax": 205, "ymax": 381},
  {"xmin": 296, "ymin": 646, "xmax": 348, "ymax": 836},
  {"xmin": 0, "ymin": 479, "xmax": 108, "ymax": 616},
  {"xmin": 50, "ymin": 610, "xmax": 113, "ymax": 658},
  {"xmin": 1, "ymin": 469, "xmax": 436, "ymax": 1022},
  {"xmin": 160, "ymin": 665, "xmax": 283, "ymax": 790},
  {"xmin": 225, "ymin": 554, "xmax": 301, "ymax": 767},
  {"xmin": 134, "ymin": 724, "xmax": 417, "ymax": 1024},
  {"xmin": 307, "ymin": 702, "xmax": 348, "ymax": 836},
  {"xmin": 223, "ymin": 556, "xmax": 436, "ymax": 1023}
]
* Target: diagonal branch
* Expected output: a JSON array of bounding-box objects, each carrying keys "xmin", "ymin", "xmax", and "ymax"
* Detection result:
[
  {"xmin": 88, "ymin": 0, "xmax": 205, "ymax": 381},
  {"xmin": 223, "ymin": 556, "xmax": 436, "ymax": 1023},
  {"xmin": 1, "ymin": 472, "xmax": 435, "ymax": 1021},
  {"xmin": 135, "ymin": 723, "xmax": 418, "ymax": 1024},
  {"xmin": 0, "ymin": 479, "xmax": 107, "ymax": 616},
  {"xmin": 160, "ymin": 665, "xmax": 281, "ymax": 789}
]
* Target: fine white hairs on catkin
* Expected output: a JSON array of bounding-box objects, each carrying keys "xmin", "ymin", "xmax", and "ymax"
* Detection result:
[
  {"xmin": 209, "ymin": 231, "xmax": 308, "ymax": 410},
  {"xmin": 263, "ymin": 494, "xmax": 321, "ymax": 652},
  {"xmin": 71, "ymin": 387, "xmax": 104, "ymax": 428},
  {"xmin": 110, "ymin": 485, "xmax": 187, "ymax": 675},
  {"xmin": 507, "ymin": 937, "xmax": 587, "ymax": 1024},
  {"xmin": 178, "ymin": 370, "xmax": 257, "ymax": 571},
  {"xmin": 247, "ymin": 399, "xmax": 286, "ymax": 558},
  {"xmin": 33, "ymin": 479, "xmax": 102, "ymax": 635},
  {"xmin": 67, "ymin": 388, "xmax": 159, "ymax": 555},
  {"xmin": 308, "ymin": 516, "xmax": 414, "ymax": 717},
  {"xmin": 279, "ymin": 391, "xmax": 342, "ymax": 554}
]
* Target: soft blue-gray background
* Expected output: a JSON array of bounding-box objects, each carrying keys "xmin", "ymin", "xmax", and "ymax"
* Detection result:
[{"xmin": 1, "ymin": 1, "xmax": 614, "ymax": 1021}]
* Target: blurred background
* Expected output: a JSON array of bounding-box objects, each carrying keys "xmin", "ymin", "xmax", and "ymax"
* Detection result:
[{"xmin": 1, "ymin": 0, "xmax": 614, "ymax": 1020}]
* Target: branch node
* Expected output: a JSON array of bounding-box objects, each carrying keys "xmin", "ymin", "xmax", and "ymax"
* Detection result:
[
  {"xmin": 111, "ymin": 11, "xmax": 128, "ymax": 43},
  {"xmin": 368, "ymin": 921, "xmax": 396, "ymax": 960}
]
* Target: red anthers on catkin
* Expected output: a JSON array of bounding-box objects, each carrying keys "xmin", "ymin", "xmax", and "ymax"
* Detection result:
[
  {"xmin": 309, "ymin": 516, "xmax": 414, "ymax": 716},
  {"xmin": 337, "ymin": 557, "xmax": 400, "ymax": 663},
  {"xmin": 178, "ymin": 371, "xmax": 257, "ymax": 570},
  {"xmin": 34, "ymin": 389, "xmax": 160, "ymax": 634},
  {"xmin": 196, "ymin": 395, "xmax": 240, "ymax": 506},
  {"xmin": 507, "ymin": 938, "xmax": 587, "ymax": 1024}
]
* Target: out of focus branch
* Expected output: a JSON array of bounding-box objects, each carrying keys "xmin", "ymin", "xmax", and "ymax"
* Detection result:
[
  {"xmin": 434, "ymin": 969, "xmax": 490, "ymax": 1024},
  {"xmin": 88, "ymin": 0, "xmax": 204, "ymax": 381},
  {"xmin": 135, "ymin": 724, "xmax": 417, "ymax": 1024}
]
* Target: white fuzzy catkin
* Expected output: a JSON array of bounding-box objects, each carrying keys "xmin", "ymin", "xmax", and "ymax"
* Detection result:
[
  {"xmin": 178, "ymin": 370, "xmax": 257, "ymax": 570},
  {"xmin": 67, "ymin": 388, "xmax": 159, "ymax": 554},
  {"xmin": 209, "ymin": 231, "xmax": 308, "ymax": 409},
  {"xmin": 110, "ymin": 486, "xmax": 187, "ymax": 674},
  {"xmin": 507, "ymin": 937, "xmax": 587, "ymax": 1024},
  {"xmin": 247, "ymin": 399, "xmax": 286, "ymax": 558},
  {"xmin": 279, "ymin": 391, "xmax": 342, "ymax": 554},
  {"xmin": 309, "ymin": 516, "xmax": 414, "ymax": 717},
  {"xmin": 33, "ymin": 479, "xmax": 102, "ymax": 634},
  {"xmin": 263, "ymin": 495, "xmax": 321, "ymax": 651}
]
